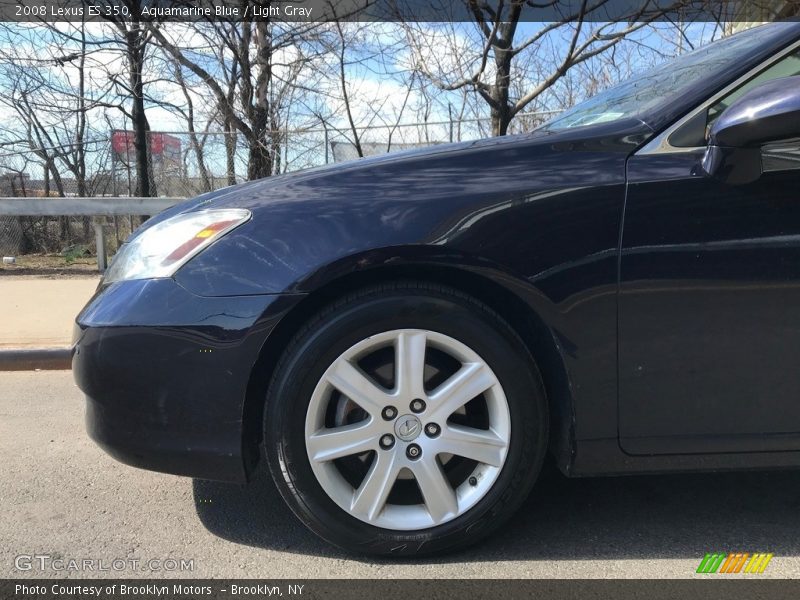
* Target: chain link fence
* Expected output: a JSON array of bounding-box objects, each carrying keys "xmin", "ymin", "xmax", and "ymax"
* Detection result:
[
  {"xmin": 0, "ymin": 133, "xmax": 242, "ymax": 262},
  {"xmin": 0, "ymin": 111, "xmax": 555, "ymax": 269}
]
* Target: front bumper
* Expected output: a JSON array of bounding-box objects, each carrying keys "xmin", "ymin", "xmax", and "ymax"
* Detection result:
[{"xmin": 72, "ymin": 278, "xmax": 303, "ymax": 482}]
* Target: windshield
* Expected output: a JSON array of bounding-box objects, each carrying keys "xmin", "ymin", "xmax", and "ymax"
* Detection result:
[{"xmin": 542, "ymin": 24, "xmax": 783, "ymax": 131}]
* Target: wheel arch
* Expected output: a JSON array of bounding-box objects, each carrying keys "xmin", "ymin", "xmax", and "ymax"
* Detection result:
[{"xmin": 242, "ymin": 257, "xmax": 576, "ymax": 479}]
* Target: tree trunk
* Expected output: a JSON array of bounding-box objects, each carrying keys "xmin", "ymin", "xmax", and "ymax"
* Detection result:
[
  {"xmin": 127, "ymin": 23, "xmax": 154, "ymax": 198},
  {"xmin": 192, "ymin": 135, "xmax": 212, "ymax": 192},
  {"xmin": 491, "ymin": 105, "xmax": 512, "ymax": 136},
  {"xmin": 247, "ymin": 140, "xmax": 272, "ymax": 181},
  {"xmin": 225, "ymin": 116, "xmax": 237, "ymax": 186},
  {"xmin": 249, "ymin": 21, "xmax": 273, "ymax": 180},
  {"xmin": 270, "ymin": 111, "xmax": 281, "ymax": 175},
  {"xmin": 174, "ymin": 62, "xmax": 211, "ymax": 192},
  {"xmin": 224, "ymin": 61, "xmax": 238, "ymax": 186},
  {"xmin": 77, "ymin": 24, "xmax": 91, "ymax": 240},
  {"xmin": 492, "ymin": 47, "xmax": 513, "ymax": 136}
]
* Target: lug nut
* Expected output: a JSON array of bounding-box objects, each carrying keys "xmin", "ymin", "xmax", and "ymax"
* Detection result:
[
  {"xmin": 410, "ymin": 399, "xmax": 426, "ymax": 413},
  {"xmin": 469, "ymin": 476, "xmax": 478, "ymax": 487},
  {"xmin": 425, "ymin": 423, "xmax": 440, "ymax": 437},
  {"xmin": 406, "ymin": 443, "xmax": 422, "ymax": 460},
  {"xmin": 379, "ymin": 434, "xmax": 395, "ymax": 449},
  {"xmin": 381, "ymin": 406, "xmax": 397, "ymax": 421}
]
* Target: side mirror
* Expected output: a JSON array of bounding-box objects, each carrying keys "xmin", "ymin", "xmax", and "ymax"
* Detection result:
[{"xmin": 702, "ymin": 75, "xmax": 800, "ymax": 185}]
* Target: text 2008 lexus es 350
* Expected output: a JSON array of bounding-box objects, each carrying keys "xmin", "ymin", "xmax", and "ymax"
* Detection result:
[{"xmin": 73, "ymin": 22, "xmax": 800, "ymax": 556}]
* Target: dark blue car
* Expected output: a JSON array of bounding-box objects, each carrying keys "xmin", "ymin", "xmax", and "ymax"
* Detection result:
[{"xmin": 74, "ymin": 22, "xmax": 800, "ymax": 556}]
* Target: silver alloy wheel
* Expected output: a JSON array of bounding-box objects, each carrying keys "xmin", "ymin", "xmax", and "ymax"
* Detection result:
[{"xmin": 304, "ymin": 329, "xmax": 511, "ymax": 530}]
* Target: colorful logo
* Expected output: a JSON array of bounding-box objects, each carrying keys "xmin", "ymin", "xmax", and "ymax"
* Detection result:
[{"xmin": 696, "ymin": 552, "xmax": 773, "ymax": 574}]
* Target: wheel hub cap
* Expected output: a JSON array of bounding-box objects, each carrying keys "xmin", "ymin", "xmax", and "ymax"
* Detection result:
[{"xmin": 394, "ymin": 414, "xmax": 422, "ymax": 441}]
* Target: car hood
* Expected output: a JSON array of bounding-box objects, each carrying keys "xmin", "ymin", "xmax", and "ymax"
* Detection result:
[{"xmin": 142, "ymin": 117, "xmax": 651, "ymax": 228}]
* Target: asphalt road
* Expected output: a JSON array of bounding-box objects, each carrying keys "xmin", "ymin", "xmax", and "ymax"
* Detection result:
[{"xmin": 3, "ymin": 370, "xmax": 800, "ymax": 579}]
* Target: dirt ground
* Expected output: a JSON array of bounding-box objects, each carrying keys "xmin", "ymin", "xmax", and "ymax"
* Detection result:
[{"xmin": 0, "ymin": 254, "xmax": 99, "ymax": 277}]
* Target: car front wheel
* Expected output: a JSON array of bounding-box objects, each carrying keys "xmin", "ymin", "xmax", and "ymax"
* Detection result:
[{"xmin": 264, "ymin": 282, "xmax": 548, "ymax": 556}]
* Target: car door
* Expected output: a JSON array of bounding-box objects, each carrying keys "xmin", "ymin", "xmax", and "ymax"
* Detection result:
[{"xmin": 619, "ymin": 47, "xmax": 800, "ymax": 455}]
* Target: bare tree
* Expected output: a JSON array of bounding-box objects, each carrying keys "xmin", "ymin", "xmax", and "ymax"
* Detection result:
[
  {"xmin": 330, "ymin": 20, "xmax": 366, "ymax": 158},
  {"xmin": 96, "ymin": 0, "xmax": 158, "ymax": 197},
  {"xmin": 148, "ymin": 16, "xmax": 324, "ymax": 180},
  {"xmin": 170, "ymin": 61, "xmax": 214, "ymax": 192},
  {"xmin": 406, "ymin": 0, "xmax": 692, "ymax": 135},
  {"xmin": 0, "ymin": 20, "xmax": 123, "ymax": 240},
  {"xmin": 0, "ymin": 21, "xmax": 110, "ymax": 197},
  {"xmin": 306, "ymin": 21, "xmax": 434, "ymax": 161},
  {"xmin": 16, "ymin": 5, "xmax": 162, "ymax": 197}
]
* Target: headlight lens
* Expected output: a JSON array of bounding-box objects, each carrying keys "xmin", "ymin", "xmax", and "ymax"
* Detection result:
[{"xmin": 103, "ymin": 208, "xmax": 251, "ymax": 284}]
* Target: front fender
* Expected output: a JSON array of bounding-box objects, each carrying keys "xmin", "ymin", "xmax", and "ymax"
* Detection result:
[{"xmin": 173, "ymin": 193, "xmax": 476, "ymax": 298}]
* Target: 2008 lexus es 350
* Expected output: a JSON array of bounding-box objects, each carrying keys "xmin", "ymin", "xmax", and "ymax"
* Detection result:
[{"xmin": 73, "ymin": 21, "xmax": 800, "ymax": 556}]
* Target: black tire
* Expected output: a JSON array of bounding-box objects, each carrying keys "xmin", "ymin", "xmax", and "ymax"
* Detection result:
[{"xmin": 263, "ymin": 281, "xmax": 548, "ymax": 556}]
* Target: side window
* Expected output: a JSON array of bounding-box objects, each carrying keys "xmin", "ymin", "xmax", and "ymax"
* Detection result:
[
  {"xmin": 669, "ymin": 48, "xmax": 800, "ymax": 148},
  {"xmin": 762, "ymin": 138, "xmax": 800, "ymax": 173},
  {"xmin": 706, "ymin": 49, "xmax": 800, "ymax": 129},
  {"xmin": 708, "ymin": 50, "xmax": 800, "ymax": 173}
]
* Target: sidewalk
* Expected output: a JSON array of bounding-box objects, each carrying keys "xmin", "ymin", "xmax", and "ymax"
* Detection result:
[{"xmin": 0, "ymin": 275, "xmax": 99, "ymax": 369}]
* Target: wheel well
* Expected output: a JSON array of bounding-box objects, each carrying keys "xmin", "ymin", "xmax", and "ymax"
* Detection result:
[{"xmin": 241, "ymin": 264, "xmax": 575, "ymax": 478}]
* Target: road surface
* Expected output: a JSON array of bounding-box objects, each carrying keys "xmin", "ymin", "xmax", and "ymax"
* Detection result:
[{"xmin": 2, "ymin": 371, "xmax": 799, "ymax": 579}]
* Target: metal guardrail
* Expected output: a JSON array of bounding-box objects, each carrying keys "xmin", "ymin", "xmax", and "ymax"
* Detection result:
[
  {"xmin": 0, "ymin": 197, "xmax": 184, "ymax": 271},
  {"xmin": 0, "ymin": 197, "xmax": 182, "ymax": 217}
]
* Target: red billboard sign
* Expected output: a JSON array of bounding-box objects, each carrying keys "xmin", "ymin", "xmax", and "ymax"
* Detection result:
[{"xmin": 111, "ymin": 130, "xmax": 181, "ymax": 166}]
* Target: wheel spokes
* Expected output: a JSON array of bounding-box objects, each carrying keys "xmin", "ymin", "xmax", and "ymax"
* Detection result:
[
  {"xmin": 436, "ymin": 424, "xmax": 507, "ymax": 468},
  {"xmin": 325, "ymin": 359, "xmax": 392, "ymax": 417},
  {"xmin": 307, "ymin": 421, "xmax": 378, "ymax": 463},
  {"xmin": 306, "ymin": 328, "xmax": 511, "ymax": 531},
  {"xmin": 395, "ymin": 330, "xmax": 427, "ymax": 398},
  {"xmin": 350, "ymin": 451, "xmax": 400, "ymax": 521},
  {"xmin": 412, "ymin": 458, "xmax": 459, "ymax": 524},
  {"xmin": 427, "ymin": 361, "xmax": 495, "ymax": 422}
]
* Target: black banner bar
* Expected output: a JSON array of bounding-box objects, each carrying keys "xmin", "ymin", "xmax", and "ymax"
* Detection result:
[
  {"xmin": 0, "ymin": 0, "xmax": 798, "ymax": 22},
  {"xmin": 4, "ymin": 579, "xmax": 800, "ymax": 600}
]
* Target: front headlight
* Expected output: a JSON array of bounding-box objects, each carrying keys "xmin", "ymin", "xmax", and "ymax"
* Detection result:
[{"xmin": 103, "ymin": 208, "xmax": 251, "ymax": 284}]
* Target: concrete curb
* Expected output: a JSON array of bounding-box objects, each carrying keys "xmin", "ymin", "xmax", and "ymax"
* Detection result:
[{"xmin": 0, "ymin": 347, "xmax": 72, "ymax": 371}]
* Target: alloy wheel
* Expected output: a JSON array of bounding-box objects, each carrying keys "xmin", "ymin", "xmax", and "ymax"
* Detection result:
[{"xmin": 304, "ymin": 329, "xmax": 511, "ymax": 530}]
